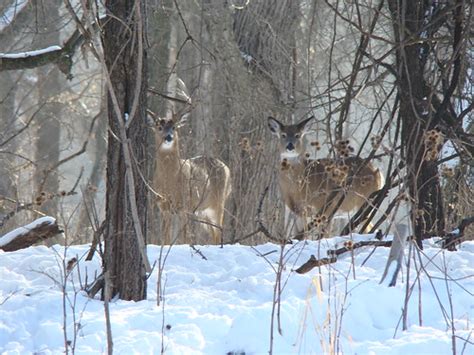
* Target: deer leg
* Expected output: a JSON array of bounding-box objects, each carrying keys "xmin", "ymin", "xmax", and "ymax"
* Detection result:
[
  {"xmin": 161, "ymin": 211, "xmax": 172, "ymax": 245},
  {"xmin": 213, "ymin": 220, "xmax": 223, "ymax": 247},
  {"xmin": 361, "ymin": 219, "xmax": 375, "ymax": 234},
  {"xmin": 170, "ymin": 213, "xmax": 182, "ymax": 244},
  {"xmin": 216, "ymin": 204, "xmax": 227, "ymax": 246},
  {"xmin": 284, "ymin": 206, "xmax": 295, "ymax": 240},
  {"xmin": 179, "ymin": 211, "xmax": 189, "ymax": 245},
  {"xmin": 202, "ymin": 207, "xmax": 222, "ymax": 246},
  {"xmin": 294, "ymin": 214, "xmax": 307, "ymax": 240}
]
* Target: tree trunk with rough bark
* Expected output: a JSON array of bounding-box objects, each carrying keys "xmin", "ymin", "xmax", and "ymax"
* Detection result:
[
  {"xmin": 388, "ymin": 0, "xmax": 446, "ymax": 248},
  {"xmin": 102, "ymin": 0, "xmax": 149, "ymax": 301}
]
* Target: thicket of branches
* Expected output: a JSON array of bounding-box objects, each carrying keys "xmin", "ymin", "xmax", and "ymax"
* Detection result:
[{"xmin": 0, "ymin": 0, "xmax": 472, "ymax": 300}]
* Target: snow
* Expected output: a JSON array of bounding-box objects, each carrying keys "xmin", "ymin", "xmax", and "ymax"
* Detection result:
[
  {"xmin": 0, "ymin": 235, "xmax": 473, "ymax": 354},
  {"xmin": 0, "ymin": 46, "xmax": 62, "ymax": 59},
  {"xmin": 0, "ymin": 216, "xmax": 56, "ymax": 247},
  {"xmin": 0, "ymin": 0, "xmax": 28, "ymax": 32}
]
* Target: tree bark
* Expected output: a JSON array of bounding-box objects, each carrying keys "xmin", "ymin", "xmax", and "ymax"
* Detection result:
[
  {"xmin": 387, "ymin": 0, "xmax": 446, "ymax": 248},
  {"xmin": 103, "ymin": 0, "xmax": 149, "ymax": 301},
  {"xmin": 0, "ymin": 71, "xmax": 17, "ymax": 232}
]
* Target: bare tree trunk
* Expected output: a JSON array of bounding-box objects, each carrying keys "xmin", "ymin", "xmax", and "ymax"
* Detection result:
[
  {"xmin": 388, "ymin": 0, "xmax": 446, "ymax": 248},
  {"xmin": 75, "ymin": 106, "xmax": 107, "ymax": 244},
  {"xmin": 33, "ymin": 0, "xmax": 63, "ymax": 220},
  {"xmin": 0, "ymin": 71, "xmax": 17, "ymax": 231},
  {"xmin": 0, "ymin": 5, "xmax": 18, "ymax": 218},
  {"xmin": 103, "ymin": 0, "xmax": 149, "ymax": 301}
]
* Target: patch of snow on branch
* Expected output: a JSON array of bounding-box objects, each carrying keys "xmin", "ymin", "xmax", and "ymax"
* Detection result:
[
  {"xmin": 0, "ymin": 216, "xmax": 56, "ymax": 247},
  {"xmin": 0, "ymin": 45, "xmax": 62, "ymax": 59}
]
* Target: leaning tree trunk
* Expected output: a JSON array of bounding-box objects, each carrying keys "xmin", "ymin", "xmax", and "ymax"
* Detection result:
[
  {"xmin": 102, "ymin": 0, "xmax": 149, "ymax": 301},
  {"xmin": 388, "ymin": 0, "xmax": 446, "ymax": 248}
]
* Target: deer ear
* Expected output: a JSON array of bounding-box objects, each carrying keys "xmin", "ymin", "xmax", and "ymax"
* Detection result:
[
  {"xmin": 268, "ymin": 116, "xmax": 282, "ymax": 135},
  {"xmin": 145, "ymin": 114, "xmax": 156, "ymax": 127},
  {"xmin": 176, "ymin": 113, "xmax": 189, "ymax": 129},
  {"xmin": 146, "ymin": 109, "xmax": 158, "ymax": 126},
  {"xmin": 297, "ymin": 115, "xmax": 314, "ymax": 135}
]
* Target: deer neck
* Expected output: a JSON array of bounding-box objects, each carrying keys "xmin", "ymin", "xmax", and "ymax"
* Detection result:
[
  {"xmin": 281, "ymin": 153, "xmax": 305, "ymax": 167},
  {"xmin": 156, "ymin": 131, "xmax": 181, "ymax": 160},
  {"xmin": 279, "ymin": 153, "xmax": 307, "ymax": 190},
  {"xmin": 155, "ymin": 136, "xmax": 184, "ymax": 187}
]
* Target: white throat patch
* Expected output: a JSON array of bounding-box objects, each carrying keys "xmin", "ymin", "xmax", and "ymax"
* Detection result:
[
  {"xmin": 160, "ymin": 140, "xmax": 175, "ymax": 150},
  {"xmin": 281, "ymin": 151, "xmax": 299, "ymax": 160}
]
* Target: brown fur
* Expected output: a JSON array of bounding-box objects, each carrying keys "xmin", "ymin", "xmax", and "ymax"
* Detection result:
[
  {"xmin": 268, "ymin": 116, "xmax": 383, "ymax": 238},
  {"xmin": 153, "ymin": 119, "xmax": 231, "ymax": 245},
  {"xmin": 279, "ymin": 156, "xmax": 383, "ymax": 216}
]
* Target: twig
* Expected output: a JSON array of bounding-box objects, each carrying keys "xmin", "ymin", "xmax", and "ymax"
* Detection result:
[
  {"xmin": 256, "ymin": 186, "xmax": 291, "ymax": 244},
  {"xmin": 295, "ymin": 240, "xmax": 392, "ymax": 274},
  {"xmin": 190, "ymin": 245, "xmax": 207, "ymax": 260},
  {"xmin": 0, "ymin": 176, "xmax": 81, "ymax": 228},
  {"xmin": 85, "ymin": 220, "xmax": 106, "ymax": 261},
  {"xmin": 37, "ymin": 111, "xmax": 99, "ymax": 192}
]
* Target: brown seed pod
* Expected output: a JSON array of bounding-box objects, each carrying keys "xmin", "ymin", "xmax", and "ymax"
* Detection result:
[{"xmin": 66, "ymin": 257, "xmax": 78, "ymax": 272}]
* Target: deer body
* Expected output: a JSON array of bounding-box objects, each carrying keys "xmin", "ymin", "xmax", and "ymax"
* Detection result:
[
  {"xmin": 268, "ymin": 116, "xmax": 383, "ymax": 238},
  {"xmin": 152, "ymin": 117, "xmax": 231, "ymax": 245},
  {"xmin": 278, "ymin": 156, "xmax": 382, "ymax": 215}
]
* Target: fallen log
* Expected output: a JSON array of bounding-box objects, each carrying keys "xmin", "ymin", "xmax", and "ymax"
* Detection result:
[{"xmin": 0, "ymin": 217, "xmax": 63, "ymax": 252}]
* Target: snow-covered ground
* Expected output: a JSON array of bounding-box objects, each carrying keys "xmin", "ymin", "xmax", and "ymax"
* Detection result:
[{"xmin": 0, "ymin": 235, "xmax": 473, "ymax": 354}]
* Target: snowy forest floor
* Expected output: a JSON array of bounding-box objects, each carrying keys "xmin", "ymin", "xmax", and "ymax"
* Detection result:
[{"xmin": 1, "ymin": 234, "xmax": 473, "ymax": 354}]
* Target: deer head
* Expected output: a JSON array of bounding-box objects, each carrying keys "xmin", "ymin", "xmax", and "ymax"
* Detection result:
[
  {"xmin": 155, "ymin": 113, "xmax": 188, "ymax": 150},
  {"xmin": 268, "ymin": 116, "xmax": 314, "ymax": 160},
  {"xmin": 148, "ymin": 79, "xmax": 192, "ymax": 151}
]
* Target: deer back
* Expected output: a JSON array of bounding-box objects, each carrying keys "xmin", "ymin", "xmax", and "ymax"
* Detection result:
[
  {"xmin": 279, "ymin": 156, "xmax": 382, "ymax": 216},
  {"xmin": 188, "ymin": 156, "xmax": 232, "ymax": 211}
]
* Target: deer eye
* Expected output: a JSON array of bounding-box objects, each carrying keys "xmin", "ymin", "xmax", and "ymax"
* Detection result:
[
  {"xmin": 295, "ymin": 134, "xmax": 301, "ymax": 139},
  {"xmin": 281, "ymin": 133, "xmax": 287, "ymax": 138}
]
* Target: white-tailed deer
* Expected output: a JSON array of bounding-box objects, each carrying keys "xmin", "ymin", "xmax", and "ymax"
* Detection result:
[
  {"xmin": 268, "ymin": 115, "xmax": 383, "ymax": 239},
  {"xmin": 150, "ymin": 93, "xmax": 231, "ymax": 245}
]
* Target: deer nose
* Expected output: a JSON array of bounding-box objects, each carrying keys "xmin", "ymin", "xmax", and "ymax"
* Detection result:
[
  {"xmin": 286, "ymin": 142, "xmax": 295, "ymax": 151},
  {"xmin": 165, "ymin": 134, "xmax": 173, "ymax": 142}
]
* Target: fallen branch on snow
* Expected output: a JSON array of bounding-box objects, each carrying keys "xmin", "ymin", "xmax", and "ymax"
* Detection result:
[
  {"xmin": 295, "ymin": 217, "xmax": 474, "ymax": 274},
  {"xmin": 294, "ymin": 240, "xmax": 392, "ymax": 274},
  {"xmin": 0, "ymin": 217, "xmax": 63, "ymax": 252}
]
